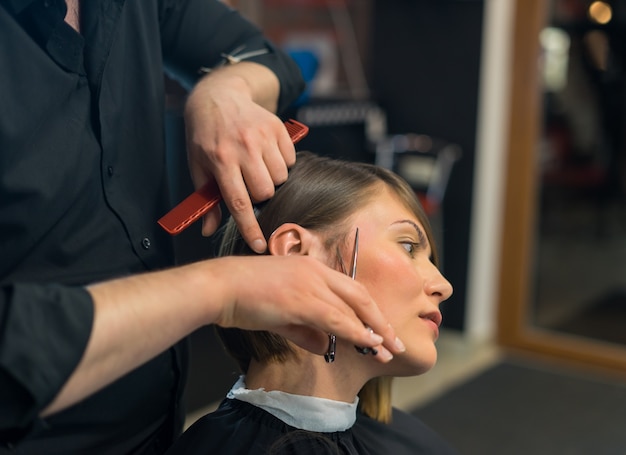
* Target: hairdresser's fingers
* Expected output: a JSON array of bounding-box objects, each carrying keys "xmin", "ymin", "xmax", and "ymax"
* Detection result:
[
  {"xmin": 227, "ymin": 121, "xmax": 295, "ymax": 248},
  {"xmin": 190, "ymin": 128, "xmax": 269, "ymax": 247},
  {"xmin": 239, "ymin": 118, "xmax": 294, "ymax": 192},
  {"xmin": 278, "ymin": 326, "xmax": 395, "ymax": 364},
  {"xmin": 282, "ymin": 261, "xmax": 403, "ymax": 355},
  {"xmin": 274, "ymin": 326, "xmax": 329, "ymax": 355},
  {"xmin": 325, "ymin": 275, "xmax": 405, "ymax": 357},
  {"xmin": 213, "ymin": 256, "xmax": 403, "ymax": 360},
  {"xmin": 185, "ymin": 88, "xmax": 290, "ymax": 251},
  {"xmin": 238, "ymin": 143, "xmax": 278, "ymax": 202},
  {"xmin": 269, "ymin": 259, "xmax": 391, "ymax": 352},
  {"xmin": 260, "ymin": 144, "xmax": 290, "ymax": 187},
  {"xmin": 272, "ymin": 301, "xmax": 388, "ymax": 358},
  {"xmin": 216, "ymin": 167, "xmax": 267, "ymax": 252},
  {"xmin": 201, "ymin": 200, "xmax": 222, "ymax": 237},
  {"xmin": 273, "ymin": 325, "xmax": 395, "ymax": 364},
  {"xmin": 307, "ymin": 282, "xmax": 402, "ymax": 363},
  {"xmin": 211, "ymin": 127, "xmax": 291, "ymax": 251},
  {"xmin": 274, "ymin": 123, "xmax": 297, "ymax": 171}
]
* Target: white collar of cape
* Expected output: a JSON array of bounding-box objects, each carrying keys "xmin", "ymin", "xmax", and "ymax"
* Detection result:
[{"xmin": 227, "ymin": 375, "xmax": 359, "ymax": 433}]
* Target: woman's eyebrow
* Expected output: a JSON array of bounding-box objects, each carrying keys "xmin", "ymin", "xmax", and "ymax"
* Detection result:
[{"xmin": 391, "ymin": 219, "xmax": 427, "ymax": 245}]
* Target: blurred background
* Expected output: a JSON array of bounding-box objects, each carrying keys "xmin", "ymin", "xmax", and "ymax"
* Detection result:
[{"xmin": 164, "ymin": 0, "xmax": 626, "ymax": 453}]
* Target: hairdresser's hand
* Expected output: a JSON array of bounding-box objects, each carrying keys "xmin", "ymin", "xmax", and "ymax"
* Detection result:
[
  {"xmin": 185, "ymin": 62, "xmax": 295, "ymax": 254},
  {"xmin": 45, "ymin": 252, "xmax": 402, "ymax": 416},
  {"xmin": 210, "ymin": 255, "xmax": 406, "ymax": 362}
]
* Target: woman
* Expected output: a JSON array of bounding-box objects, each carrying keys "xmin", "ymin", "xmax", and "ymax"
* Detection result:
[{"xmin": 167, "ymin": 152, "xmax": 457, "ymax": 454}]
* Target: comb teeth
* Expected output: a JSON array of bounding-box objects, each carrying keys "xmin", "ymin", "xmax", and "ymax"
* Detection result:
[{"xmin": 285, "ymin": 119, "xmax": 309, "ymax": 144}]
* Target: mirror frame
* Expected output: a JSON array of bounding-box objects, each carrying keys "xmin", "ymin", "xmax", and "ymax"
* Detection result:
[{"xmin": 496, "ymin": 0, "xmax": 626, "ymax": 375}]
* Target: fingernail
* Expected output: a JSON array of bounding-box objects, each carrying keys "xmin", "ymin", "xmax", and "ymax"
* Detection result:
[
  {"xmin": 379, "ymin": 347, "xmax": 393, "ymax": 362},
  {"xmin": 252, "ymin": 239, "xmax": 266, "ymax": 254},
  {"xmin": 369, "ymin": 332, "xmax": 384, "ymax": 345},
  {"xmin": 394, "ymin": 337, "xmax": 406, "ymax": 352}
]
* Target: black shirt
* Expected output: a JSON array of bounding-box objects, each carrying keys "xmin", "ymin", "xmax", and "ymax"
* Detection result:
[{"xmin": 0, "ymin": 0, "xmax": 304, "ymax": 453}]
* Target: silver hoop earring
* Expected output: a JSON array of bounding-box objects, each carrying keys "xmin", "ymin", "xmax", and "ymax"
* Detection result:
[{"xmin": 324, "ymin": 334, "xmax": 336, "ymax": 363}]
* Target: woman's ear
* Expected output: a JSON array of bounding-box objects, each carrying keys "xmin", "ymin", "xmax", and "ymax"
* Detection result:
[{"xmin": 268, "ymin": 223, "xmax": 315, "ymax": 257}]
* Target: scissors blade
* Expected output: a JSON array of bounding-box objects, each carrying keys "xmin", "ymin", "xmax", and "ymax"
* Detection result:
[
  {"xmin": 349, "ymin": 228, "xmax": 359, "ymax": 280},
  {"xmin": 348, "ymin": 228, "xmax": 377, "ymax": 357}
]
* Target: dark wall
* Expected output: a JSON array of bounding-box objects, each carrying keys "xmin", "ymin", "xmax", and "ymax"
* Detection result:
[{"xmin": 370, "ymin": 0, "xmax": 484, "ymax": 330}]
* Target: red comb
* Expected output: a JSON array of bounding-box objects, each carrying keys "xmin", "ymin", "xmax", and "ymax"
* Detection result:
[{"xmin": 157, "ymin": 119, "xmax": 309, "ymax": 235}]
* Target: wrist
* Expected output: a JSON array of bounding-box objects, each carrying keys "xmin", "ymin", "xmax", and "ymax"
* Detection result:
[
  {"xmin": 189, "ymin": 62, "xmax": 279, "ymax": 113},
  {"xmin": 194, "ymin": 69, "xmax": 253, "ymax": 99},
  {"xmin": 186, "ymin": 257, "xmax": 236, "ymax": 327}
]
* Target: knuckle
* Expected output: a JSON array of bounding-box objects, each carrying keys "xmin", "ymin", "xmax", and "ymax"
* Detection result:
[
  {"xmin": 272, "ymin": 168, "xmax": 289, "ymax": 185},
  {"xmin": 324, "ymin": 308, "xmax": 345, "ymax": 332},
  {"xmin": 348, "ymin": 282, "xmax": 370, "ymax": 307},
  {"xmin": 284, "ymin": 151, "xmax": 296, "ymax": 167},
  {"xmin": 228, "ymin": 196, "xmax": 251, "ymax": 214},
  {"xmin": 206, "ymin": 139, "xmax": 230, "ymax": 162},
  {"xmin": 253, "ymin": 185, "xmax": 275, "ymax": 202}
]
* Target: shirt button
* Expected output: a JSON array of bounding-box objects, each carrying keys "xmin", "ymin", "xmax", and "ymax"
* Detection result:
[
  {"xmin": 107, "ymin": 166, "xmax": 114, "ymax": 176},
  {"xmin": 141, "ymin": 237, "xmax": 151, "ymax": 250}
]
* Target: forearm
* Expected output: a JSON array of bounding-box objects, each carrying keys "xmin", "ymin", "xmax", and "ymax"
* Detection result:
[
  {"xmin": 42, "ymin": 260, "xmax": 223, "ymax": 416},
  {"xmin": 187, "ymin": 61, "xmax": 281, "ymax": 115},
  {"xmin": 42, "ymin": 254, "xmax": 402, "ymax": 416}
]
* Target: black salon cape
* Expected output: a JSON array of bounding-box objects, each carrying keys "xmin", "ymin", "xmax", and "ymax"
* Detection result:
[{"xmin": 166, "ymin": 399, "xmax": 459, "ymax": 455}]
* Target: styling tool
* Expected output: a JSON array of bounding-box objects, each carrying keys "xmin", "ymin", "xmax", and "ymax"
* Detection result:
[
  {"xmin": 326, "ymin": 227, "xmax": 377, "ymax": 364},
  {"xmin": 157, "ymin": 119, "xmax": 309, "ymax": 235},
  {"xmin": 348, "ymin": 229, "xmax": 378, "ymax": 356}
]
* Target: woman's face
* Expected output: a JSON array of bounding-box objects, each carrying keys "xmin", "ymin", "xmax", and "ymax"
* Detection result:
[{"xmin": 345, "ymin": 186, "xmax": 453, "ymax": 376}]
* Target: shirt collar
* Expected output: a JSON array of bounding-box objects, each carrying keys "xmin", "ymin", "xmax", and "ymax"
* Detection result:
[{"xmin": 227, "ymin": 376, "xmax": 359, "ymax": 433}]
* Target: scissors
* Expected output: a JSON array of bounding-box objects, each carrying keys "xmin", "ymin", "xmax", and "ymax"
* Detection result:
[{"xmin": 324, "ymin": 228, "xmax": 378, "ymax": 363}]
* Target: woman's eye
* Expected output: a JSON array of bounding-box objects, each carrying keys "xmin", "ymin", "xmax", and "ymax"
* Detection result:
[{"xmin": 401, "ymin": 242, "xmax": 418, "ymax": 257}]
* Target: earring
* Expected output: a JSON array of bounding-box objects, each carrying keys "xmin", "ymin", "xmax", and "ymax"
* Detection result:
[
  {"xmin": 324, "ymin": 334, "xmax": 336, "ymax": 363},
  {"xmin": 355, "ymin": 326, "xmax": 378, "ymax": 356}
]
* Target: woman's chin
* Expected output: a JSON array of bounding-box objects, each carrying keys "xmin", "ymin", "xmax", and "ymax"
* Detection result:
[{"xmin": 387, "ymin": 347, "xmax": 438, "ymax": 377}]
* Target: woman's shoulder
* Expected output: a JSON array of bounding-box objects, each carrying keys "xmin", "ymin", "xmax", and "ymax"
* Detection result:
[
  {"xmin": 167, "ymin": 399, "xmax": 282, "ymax": 454},
  {"xmin": 167, "ymin": 399, "xmax": 365, "ymax": 455},
  {"xmin": 353, "ymin": 407, "xmax": 460, "ymax": 455}
]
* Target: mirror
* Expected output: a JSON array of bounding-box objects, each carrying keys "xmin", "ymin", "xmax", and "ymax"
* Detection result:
[{"xmin": 531, "ymin": 0, "xmax": 626, "ymax": 346}]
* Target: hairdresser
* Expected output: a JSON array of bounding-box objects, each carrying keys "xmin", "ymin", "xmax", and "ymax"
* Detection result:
[{"xmin": 0, "ymin": 1, "xmax": 402, "ymax": 453}]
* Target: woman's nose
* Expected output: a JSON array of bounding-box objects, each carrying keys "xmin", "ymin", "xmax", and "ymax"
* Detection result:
[{"xmin": 424, "ymin": 266, "xmax": 453, "ymax": 303}]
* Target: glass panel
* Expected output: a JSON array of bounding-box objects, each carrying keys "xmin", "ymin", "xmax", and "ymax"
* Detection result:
[{"xmin": 532, "ymin": 0, "xmax": 626, "ymax": 346}]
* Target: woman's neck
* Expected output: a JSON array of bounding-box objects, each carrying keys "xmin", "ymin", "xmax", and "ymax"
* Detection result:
[{"xmin": 245, "ymin": 350, "xmax": 370, "ymax": 403}]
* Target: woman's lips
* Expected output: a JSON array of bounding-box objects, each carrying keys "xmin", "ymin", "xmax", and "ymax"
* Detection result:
[{"xmin": 420, "ymin": 311, "xmax": 442, "ymax": 337}]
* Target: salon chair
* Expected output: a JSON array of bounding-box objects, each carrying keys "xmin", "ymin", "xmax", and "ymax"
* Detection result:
[{"xmin": 375, "ymin": 133, "xmax": 462, "ymax": 265}]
